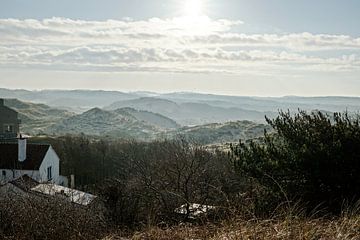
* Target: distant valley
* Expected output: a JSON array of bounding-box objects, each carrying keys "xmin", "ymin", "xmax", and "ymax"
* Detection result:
[
  {"xmin": 2, "ymin": 88, "xmax": 360, "ymax": 144},
  {"xmin": 106, "ymin": 97, "xmax": 273, "ymax": 125},
  {"xmin": 2, "ymin": 97, "xmax": 269, "ymax": 144}
]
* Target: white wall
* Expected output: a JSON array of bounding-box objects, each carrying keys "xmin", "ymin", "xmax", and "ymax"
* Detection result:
[
  {"xmin": 0, "ymin": 145, "xmax": 68, "ymax": 185},
  {"xmin": 39, "ymin": 146, "xmax": 61, "ymax": 184},
  {"xmin": 58, "ymin": 175, "xmax": 69, "ymax": 187}
]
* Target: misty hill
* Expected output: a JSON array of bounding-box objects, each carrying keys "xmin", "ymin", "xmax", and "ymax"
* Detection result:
[
  {"xmin": 4, "ymin": 98, "xmax": 269, "ymax": 144},
  {"xmin": 4, "ymin": 99, "xmax": 73, "ymax": 121},
  {"xmin": 107, "ymin": 97, "xmax": 273, "ymax": 125},
  {"xmin": 158, "ymin": 92, "xmax": 360, "ymax": 113},
  {"xmin": 45, "ymin": 107, "xmax": 179, "ymax": 140},
  {"xmin": 0, "ymin": 88, "xmax": 140, "ymax": 112},
  {"xmin": 166, "ymin": 121, "xmax": 270, "ymax": 145},
  {"xmin": 120, "ymin": 107, "xmax": 179, "ymax": 129},
  {"xmin": 107, "ymin": 97, "xmax": 179, "ymax": 115},
  {"xmin": 0, "ymin": 88, "xmax": 360, "ymax": 126},
  {"xmin": 3, "ymin": 99, "xmax": 74, "ymax": 134},
  {"xmin": 2, "ymin": 88, "xmax": 360, "ymax": 125},
  {"xmin": 45, "ymin": 107, "xmax": 268, "ymax": 143}
]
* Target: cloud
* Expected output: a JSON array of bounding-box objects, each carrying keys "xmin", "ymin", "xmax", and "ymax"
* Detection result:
[
  {"xmin": 0, "ymin": 17, "xmax": 359, "ymax": 74},
  {"xmin": 1, "ymin": 17, "xmax": 359, "ymax": 50},
  {"xmin": 186, "ymin": 32, "xmax": 360, "ymax": 51},
  {"xmin": 0, "ymin": 17, "xmax": 240, "ymax": 46},
  {"xmin": 1, "ymin": 45, "xmax": 359, "ymax": 74}
]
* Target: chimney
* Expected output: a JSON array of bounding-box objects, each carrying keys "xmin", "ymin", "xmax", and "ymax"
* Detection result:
[
  {"xmin": 0, "ymin": 99, "xmax": 4, "ymax": 106},
  {"xmin": 70, "ymin": 174, "xmax": 75, "ymax": 189},
  {"xmin": 18, "ymin": 135, "xmax": 27, "ymax": 162}
]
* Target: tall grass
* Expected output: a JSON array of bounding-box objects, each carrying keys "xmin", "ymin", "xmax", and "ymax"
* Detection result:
[{"xmin": 104, "ymin": 203, "xmax": 360, "ymax": 240}]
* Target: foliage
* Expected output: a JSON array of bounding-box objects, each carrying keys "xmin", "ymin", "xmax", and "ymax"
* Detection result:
[{"xmin": 231, "ymin": 110, "xmax": 360, "ymax": 212}]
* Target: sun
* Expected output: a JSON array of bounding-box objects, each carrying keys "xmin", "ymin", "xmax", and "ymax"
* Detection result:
[
  {"xmin": 184, "ymin": 0, "xmax": 203, "ymax": 17},
  {"xmin": 174, "ymin": 0, "xmax": 212, "ymax": 35}
]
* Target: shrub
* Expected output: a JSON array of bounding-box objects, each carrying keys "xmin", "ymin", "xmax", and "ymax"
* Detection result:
[
  {"xmin": 99, "ymin": 139, "xmax": 239, "ymax": 226},
  {"xmin": 231, "ymin": 111, "xmax": 360, "ymax": 213},
  {"xmin": 0, "ymin": 193, "xmax": 105, "ymax": 240}
]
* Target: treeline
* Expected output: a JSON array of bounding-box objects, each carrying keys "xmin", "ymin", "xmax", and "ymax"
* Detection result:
[
  {"xmin": 32, "ymin": 136, "xmax": 245, "ymax": 225},
  {"xmin": 30, "ymin": 110, "xmax": 360, "ymax": 225}
]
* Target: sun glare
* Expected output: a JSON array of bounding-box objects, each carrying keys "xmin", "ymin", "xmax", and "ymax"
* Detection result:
[
  {"xmin": 184, "ymin": 0, "xmax": 203, "ymax": 17},
  {"xmin": 174, "ymin": 0, "xmax": 214, "ymax": 35}
]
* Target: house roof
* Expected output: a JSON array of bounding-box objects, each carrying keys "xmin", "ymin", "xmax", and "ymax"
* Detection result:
[
  {"xmin": 0, "ymin": 143, "xmax": 50, "ymax": 170},
  {"xmin": 0, "ymin": 99, "xmax": 18, "ymax": 114},
  {"xmin": 0, "ymin": 103, "xmax": 17, "ymax": 114},
  {"xmin": 2, "ymin": 175, "xmax": 96, "ymax": 206},
  {"xmin": 31, "ymin": 183, "xmax": 97, "ymax": 206},
  {"xmin": 10, "ymin": 174, "xmax": 39, "ymax": 191}
]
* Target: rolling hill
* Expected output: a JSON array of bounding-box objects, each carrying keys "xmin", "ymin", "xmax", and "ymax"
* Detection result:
[
  {"xmin": 2, "ymin": 89, "xmax": 358, "ymax": 144},
  {"xmin": 45, "ymin": 107, "xmax": 180, "ymax": 140},
  {"xmin": 44, "ymin": 108, "xmax": 268, "ymax": 143},
  {"xmin": 106, "ymin": 97, "xmax": 274, "ymax": 125},
  {"xmin": 3, "ymin": 99, "xmax": 74, "ymax": 134},
  {"xmin": 3, "ymin": 98, "xmax": 267, "ymax": 143},
  {"xmin": 3, "ymin": 89, "xmax": 359, "ymax": 122},
  {"xmin": 165, "ymin": 121, "xmax": 270, "ymax": 145},
  {"xmin": 0, "ymin": 88, "xmax": 140, "ymax": 112}
]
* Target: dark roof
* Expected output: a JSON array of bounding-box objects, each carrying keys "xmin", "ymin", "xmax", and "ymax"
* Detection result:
[
  {"xmin": 0, "ymin": 104, "xmax": 18, "ymax": 114},
  {"xmin": 0, "ymin": 143, "xmax": 50, "ymax": 170},
  {"xmin": 10, "ymin": 175, "xmax": 39, "ymax": 191}
]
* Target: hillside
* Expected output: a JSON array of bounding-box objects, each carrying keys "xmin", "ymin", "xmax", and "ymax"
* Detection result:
[
  {"xmin": 107, "ymin": 97, "xmax": 180, "ymax": 115},
  {"xmin": 46, "ymin": 107, "xmax": 180, "ymax": 140},
  {"xmin": 3, "ymin": 99, "xmax": 74, "ymax": 134},
  {"xmin": 165, "ymin": 120, "xmax": 269, "ymax": 145},
  {"xmin": 107, "ymin": 97, "xmax": 274, "ymax": 125},
  {"xmin": 3, "ymin": 89, "xmax": 360, "ymax": 122},
  {"xmin": 0, "ymin": 88, "xmax": 139, "ymax": 112},
  {"xmin": 119, "ymin": 107, "xmax": 179, "ymax": 129},
  {"xmin": 4, "ymin": 96, "xmax": 351, "ymax": 145},
  {"xmin": 3, "ymin": 98, "xmax": 267, "ymax": 143},
  {"xmin": 159, "ymin": 92, "xmax": 360, "ymax": 113}
]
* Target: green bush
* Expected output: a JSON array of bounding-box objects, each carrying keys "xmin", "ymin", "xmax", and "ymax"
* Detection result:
[{"xmin": 231, "ymin": 111, "xmax": 360, "ymax": 213}]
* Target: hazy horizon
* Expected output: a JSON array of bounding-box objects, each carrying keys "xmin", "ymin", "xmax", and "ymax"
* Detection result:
[{"xmin": 3, "ymin": 87, "xmax": 360, "ymax": 99}]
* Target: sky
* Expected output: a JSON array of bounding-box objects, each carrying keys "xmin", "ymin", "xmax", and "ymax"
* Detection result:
[{"xmin": 0, "ymin": 0, "xmax": 359, "ymax": 96}]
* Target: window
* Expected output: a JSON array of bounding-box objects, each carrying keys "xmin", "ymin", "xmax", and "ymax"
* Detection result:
[
  {"xmin": 47, "ymin": 166, "xmax": 52, "ymax": 180},
  {"xmin": 4, "ymin": 124, "xmax": 13, "ymax": 133}
]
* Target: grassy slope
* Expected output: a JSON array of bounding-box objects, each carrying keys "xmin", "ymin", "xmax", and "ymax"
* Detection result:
[
  {"xmin": 4, "ymin": 98, "xmax": 74, "ymax": 134},
  {"xmin": 104, "ymin": 215, "xmax": 360, "ymax": 239},
  {"xmin": 165, "ymin": 121, "xmax": 269, "ymax": 145}
]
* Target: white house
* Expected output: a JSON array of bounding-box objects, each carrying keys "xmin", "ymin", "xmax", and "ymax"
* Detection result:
[{"xmin": 0, "ymin": 138, "xmax": 68, "ymax": 186}]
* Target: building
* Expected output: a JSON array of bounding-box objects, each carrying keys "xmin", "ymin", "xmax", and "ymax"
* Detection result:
[
  {"xmin": 0, "ymin": 175, "xmax": 97, "ymax": 206},
  {"xmin": 0, "ymin": 139, "xmax": 68, "ymax": 186},
  {"xmin": 0, "ymin": 98, "xmax": 68, "ymax": 186},
  {"xmin": 0, "ymin": 99, "xmax": 21, "ymax": 139}
]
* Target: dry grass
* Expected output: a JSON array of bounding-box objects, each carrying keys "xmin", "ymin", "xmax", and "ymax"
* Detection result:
[
  {"xmin": 104, "ymin": 215, "xmax": 360, "ymax": 240},
  {"xmin": 0, "ymin": 194, "xmax": 106, "ymax": 240}
]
